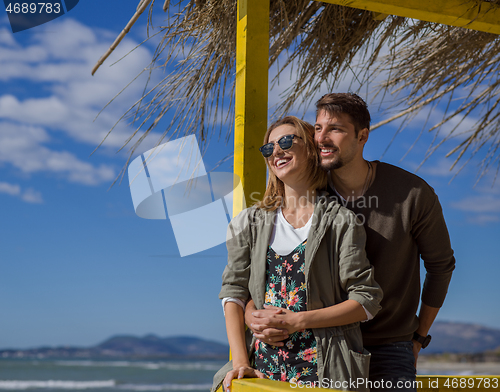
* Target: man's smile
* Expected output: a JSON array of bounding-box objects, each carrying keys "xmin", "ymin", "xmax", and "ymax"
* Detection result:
[{"xmin": 318, "ymin": 146, "xmax": 338, "ymax": 156}]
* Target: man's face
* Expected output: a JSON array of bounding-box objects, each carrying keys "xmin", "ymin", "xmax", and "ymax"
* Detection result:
[{"xmin": 314, "ymin": 110, "xmax": 362, "ymax": 171}]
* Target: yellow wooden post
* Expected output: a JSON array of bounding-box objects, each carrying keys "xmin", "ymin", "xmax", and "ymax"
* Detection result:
[
  {"xmin": 233, "ymin": 0, "xmax": 269, "ymax": 217},
  {"xmin": 315, "ymin": 0, "xmax": 500, "ymax": 35}
]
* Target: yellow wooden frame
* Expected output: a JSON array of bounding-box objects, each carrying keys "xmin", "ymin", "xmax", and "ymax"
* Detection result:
[
  {"xmin": 318, "ymin": 0, "xmax": 500, "ymax": 35},
  {"xmin": 232, "ymin": 0, "xmax": 500, "ymax": 217},
  {"xmin": 229, "ymin": 376, "xmax": 500, "ymax": 392},
  {"xmin": 233, "ymin": 0, "xmax": 269, "ymax": 216},
  {"xmin": 229, "ymin": 0, "xmax": 500, "ymax": 388}
]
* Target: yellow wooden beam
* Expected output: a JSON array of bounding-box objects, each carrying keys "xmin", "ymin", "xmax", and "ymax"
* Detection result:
[
  {"xmin": 315, "ymin": 0, "xmax": 500, "ymax": 34},
  {"xmin": 233, "ymin": 0, "xmax": 269, "ymax": 216},
  {"xmin": 232, "ymin": 378, "xmax": 330, "ymax": 392}
]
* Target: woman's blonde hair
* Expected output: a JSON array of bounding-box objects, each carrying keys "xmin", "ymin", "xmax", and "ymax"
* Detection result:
[{"xmin": 256, "ymin": 116, "xmax": 327, "ymax": 211}]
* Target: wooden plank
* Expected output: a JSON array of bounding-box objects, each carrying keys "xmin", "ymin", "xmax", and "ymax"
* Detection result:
[
  {"xmin": 232, "ymin": 378, "xmax": 332, "ymax": 392},
  {"xmin": 233, "ymin": 0, "xmax": 269, "ymax": 216},
  {"xmin": 315, "ymin": 0, "xmax": 500, "ymax": 34}
]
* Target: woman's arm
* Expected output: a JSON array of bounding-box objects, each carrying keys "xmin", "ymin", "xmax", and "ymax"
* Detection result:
[
  {"xmin": 337, "ymin": 213, "xmax": 383, "ymax": 318},
  {"xmin": 223, "ymin": 302, "xmax": 264, "ymax": 392},
  {"xmin": 225, "ymin": 302, "xmax": 250, "ymax": 368}
]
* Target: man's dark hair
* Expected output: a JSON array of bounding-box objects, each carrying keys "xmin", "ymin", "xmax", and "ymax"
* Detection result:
[{"xmin": 315, "ymin": 93, "xmax": 371, "ymax": 136}]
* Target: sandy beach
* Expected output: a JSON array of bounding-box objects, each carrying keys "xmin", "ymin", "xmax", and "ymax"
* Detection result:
[{"xmin": 418, "ymin": 359, "xmax": 500, "ymax": 375}]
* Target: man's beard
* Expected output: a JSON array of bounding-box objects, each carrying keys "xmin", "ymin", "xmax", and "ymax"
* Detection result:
[{"xmin": 320, "ymin": 157, "xmax": 344, "ymax": 171}]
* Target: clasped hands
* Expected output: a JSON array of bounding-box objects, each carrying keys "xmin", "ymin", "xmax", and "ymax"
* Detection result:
[{"xmin": 245, "ymin": 300, "xmax": 299, "ymax": 347}]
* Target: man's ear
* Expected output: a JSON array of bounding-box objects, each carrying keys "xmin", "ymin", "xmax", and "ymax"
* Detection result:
[{"xmin": 358, "ymin": 128, "xmax": 369, "ymax": 145}]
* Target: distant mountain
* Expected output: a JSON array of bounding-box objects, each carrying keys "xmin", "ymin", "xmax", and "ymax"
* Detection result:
[
  {"xmin": 0, "ymin": 335, "xmax": 229, "ymax": 359},
  {"xmin": 95, "ymin": 334, "xmax": 229, "ymax": 357},
  {"xmin": 425, "ymin": 321, "xmax": 500, "ymax": 354},
  {"xmin": 2, "ymin": 321, "xmax": 500, "ymax": 359}
]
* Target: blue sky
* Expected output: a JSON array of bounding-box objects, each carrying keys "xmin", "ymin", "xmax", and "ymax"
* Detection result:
[{"xmin": 0, "ymin": 1, "xmax": 499, "ymax": 350}]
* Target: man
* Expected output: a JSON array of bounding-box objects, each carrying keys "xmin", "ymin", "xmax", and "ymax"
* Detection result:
[{"xmin": 246, "ymin": 93, "xmax": 455, "ymax": 390}]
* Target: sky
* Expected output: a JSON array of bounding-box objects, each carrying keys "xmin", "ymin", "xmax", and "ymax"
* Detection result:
[{"xmin": 0, "ymin": 1, "xmax": 499, "ymax": 350}]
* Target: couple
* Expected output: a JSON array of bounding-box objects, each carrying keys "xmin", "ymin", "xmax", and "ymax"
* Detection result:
[{"xmin": 213, "ymin": 93, "xmax": 455, "ymax": 391}]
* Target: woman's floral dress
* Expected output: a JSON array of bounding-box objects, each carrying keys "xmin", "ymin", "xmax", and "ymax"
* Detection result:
[{"xmin": 253, "ymin": 240, "xmax": 318, "ymax": 384}]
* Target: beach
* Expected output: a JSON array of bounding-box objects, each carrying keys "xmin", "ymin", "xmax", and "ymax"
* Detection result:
[
  {"xmin": 418, "ymin": 358, "xmax": 500, "ymax": 376},
  {"xmin": 0, "ymin": 358, "xmax": 498, "ymax": 391}
]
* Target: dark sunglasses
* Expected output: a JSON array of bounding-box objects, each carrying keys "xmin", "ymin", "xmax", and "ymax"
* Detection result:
[{"xmin": 259, "ymin": 134, "xmax": 302, "ymax": 158}]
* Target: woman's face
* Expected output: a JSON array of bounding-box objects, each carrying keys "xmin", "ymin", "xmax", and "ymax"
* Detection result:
[{"xmin": 266, "ymin": 124, "xmax": 309, "ymax": 186}]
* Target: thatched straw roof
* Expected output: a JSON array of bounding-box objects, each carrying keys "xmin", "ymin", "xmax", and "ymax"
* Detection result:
[{"xmin": 93, "ymin": 0, "xmax": 500, "ymax": 182}]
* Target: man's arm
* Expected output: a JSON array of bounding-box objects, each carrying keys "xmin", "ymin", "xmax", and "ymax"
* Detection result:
[
  {"xmin": 414, "ymin": 190, "xmax": 455, "ymax": 308},
  {"xmin": 412, "ymin": 303, "xmax": 440, "ymax": 366},
  {"xmin": 247, "ymin": 300, "xmax": 367, "ymax": 336}
]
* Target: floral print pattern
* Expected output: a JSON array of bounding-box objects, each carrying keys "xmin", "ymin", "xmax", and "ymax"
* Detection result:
[{"xmin": 254, "ymin": 241, "xmax": 318, "ymax": 383}]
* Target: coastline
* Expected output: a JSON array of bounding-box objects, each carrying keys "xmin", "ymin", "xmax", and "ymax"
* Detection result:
[{"xmin": 418, "ymin": 359, "xmax": 500, "ymax": 375}]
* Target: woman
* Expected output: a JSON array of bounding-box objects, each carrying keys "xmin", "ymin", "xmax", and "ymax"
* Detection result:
[{"xmin": 212, "ymin": 116, "xmax": 382, "ymax": 392}]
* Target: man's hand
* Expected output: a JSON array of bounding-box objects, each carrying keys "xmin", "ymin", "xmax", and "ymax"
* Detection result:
[
  {"xmin": 413, "ymin": 303, "xmax": 440, "ymax": 367},
  {"xmin": 245, "ymin": 301, "xmax": 289, "ymax": 346}
]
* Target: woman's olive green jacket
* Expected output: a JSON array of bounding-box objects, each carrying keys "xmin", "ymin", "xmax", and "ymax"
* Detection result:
[{"xmin": 213, "ymin": 195, "xmax": 383, "ymax": 391}]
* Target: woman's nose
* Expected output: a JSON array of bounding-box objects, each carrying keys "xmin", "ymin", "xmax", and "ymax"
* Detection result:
[{"xmin": 272, "ymin": 142, "xmax": 284, "ymax": 156}]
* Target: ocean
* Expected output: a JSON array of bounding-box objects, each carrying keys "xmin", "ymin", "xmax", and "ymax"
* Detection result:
[
  {"xmin": 0, "ymin": 359, "xmax": 225, "ymax": 391},
  {"xmin": 1, "ymin": 358, "xmax": 499, "ymax": 391}
]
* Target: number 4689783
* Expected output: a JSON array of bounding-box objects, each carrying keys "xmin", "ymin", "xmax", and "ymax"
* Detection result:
[{"xmin": 5, "ymin": 2, "xmax": 62, "ymax": 13}]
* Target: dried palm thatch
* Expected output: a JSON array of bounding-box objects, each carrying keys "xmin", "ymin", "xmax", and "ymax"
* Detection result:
[
  {"xmin": 93, "ymin": 0, "xmax": 500, "ymax": 183},
  {"xmin": 371, "ymin": 21, "xmax": 500, "ymax": 182}
]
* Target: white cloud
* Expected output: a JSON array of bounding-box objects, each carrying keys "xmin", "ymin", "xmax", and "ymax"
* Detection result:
[
  {"xmin": 21, "ymin": 188, "xmax": 43, "ymax": 204},
  {"xmin": 0, "ymin": 27, "xmax": 16, "ymax": 46},
  {"xmin": 0, "ymin": 122, "xmax": 116, "ymax": 185},
  {"xmin": 451, "ymin": 195, "xmax": 500, "ymax": 214},
  {"xmin": 0, "ymin": 181, "xmax": 43, "ymax": 204},
  {"xmin": 0, "ymin": 17, "xmax": 168, "ymax": 186},
  {"xmin": 0, "ymin": 17, "xmax": 163, "ymax": 147},
  {"xmin": 466, "ymin": 214, "xmax": 500, "ymax": 225},
  {"xmin": 416, "ymin": 158, "xmax": 462, "ymax": 177},
  {"xmin": 0, "ymin": 181, "xmax": 21, "ymax": 196},
  {"xmin": 448, "ymin": 171, "xmax": 500, "ymax": 225}
]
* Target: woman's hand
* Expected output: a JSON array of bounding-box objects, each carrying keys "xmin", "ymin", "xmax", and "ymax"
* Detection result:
[
  {"xmin": 223, "ymin": 366, "xmax": 265, "ymax": 392},
  {"xmin": 245, "ymin": 301, "xmax": 289, "ymax": 346},
  {"xmin": 251, "ymin": 305, "xmax": 303, "ymax": 336}
]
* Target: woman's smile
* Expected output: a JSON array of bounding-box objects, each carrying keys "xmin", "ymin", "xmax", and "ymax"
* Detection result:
[{"xmin": 274, "ymin": 157, "xmax": 292, "ymax": 169}]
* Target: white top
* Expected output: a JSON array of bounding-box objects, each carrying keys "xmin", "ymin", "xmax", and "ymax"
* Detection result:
[{"xmin": 269, "ymin": 208, "xmax": 312, "ymax": 255}]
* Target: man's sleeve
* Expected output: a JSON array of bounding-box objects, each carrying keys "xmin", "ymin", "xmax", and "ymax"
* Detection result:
[
  {"xmin": 413, "ymin": 187, "xmax": 456, "ymax": 308},
  {"xmin": 338, "ymin": 212, "xmax": 383, "ymax": 318}
]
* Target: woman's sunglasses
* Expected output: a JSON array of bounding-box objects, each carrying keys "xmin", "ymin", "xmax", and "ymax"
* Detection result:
[{"xmin": 259, "ymin": 134, "xmax": 302, "ymax": 158}]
